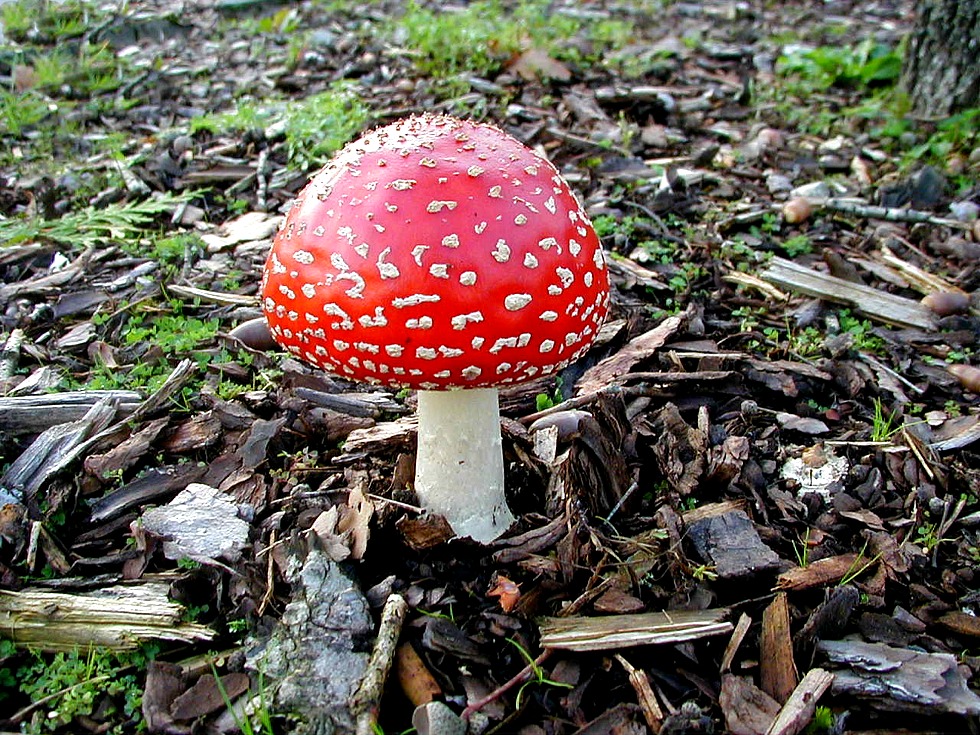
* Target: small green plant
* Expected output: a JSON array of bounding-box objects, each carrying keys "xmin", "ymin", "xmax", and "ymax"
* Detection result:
[
  {"xmin": 804, "ymin": 705, "xmax": 836, "ymax": 734},
  {"xmin": 944, "ymin": 346, "xmax": 974, "ymax": 364},
  {"xmin": 121, "ymin": 232, "xmax": 204, "ymax": 278},
  {"xmin": 246, "ymin": 6, "xmax": 301, "ymax": 35},
  {"xmin": 964, "ymin": 542, "xmax": 980, "ymax": 566},
  {"xmin": 394, "ymin": 0, "xmax": 581, "ymax": 78},
  {"xmin": 0, "ymin": 90, "xmax": 54, "ymax": 135},
  {"xmin": 0, "ymin": 639, "xmax": 17, "ymax": 702},
  {"xmin": 506, "ymin": 639, "xmax": 573, "ymax": 708},
  {"xmin": 191, "ymin": 83, "xmax": 369, "ymax": 171},
  {"xmin": 780, "ymin": 234, "xmax": 813, "ymax": 257},
  {"xmin": 732, "ymin": 305, "xmax": 763, "ymax": 332},
  {"xmin": 226, "ymin": 197, "xmax": 251, "ymax": 215},
  {"xmin": 900, "ymin": 107, "xmax": 980, "ymax": 178},
  {"xmin": 689, "ymin": 563, "xmax": 718, "ymax": 582},
  {"xmin": 82, "ymin": 302, "xmax": 221, "ymax": 400},
  {"xmin": 871, "ymin": 398, "xmax": 902, "ymax": 442},
  {"xmin": 534, "ymin": 377, "xmax": 564, "ymax": 412},
  {"xmin": 838, "ymin": 542, "xmax": 881, "ymax": 587},
  {"xmin": 748, "ymin": 324, "xmax": 824, "ymax": 360},
  {"xmin": 913, "ymin": 521, "xmax": 942, "ymax": 553},
  {"xmin": 279, "ymin": 86, "xmax": 370, "ymax": 170},
  {"xmin": 944, "ymin": 399, "xmax": 963, "ymax": 418},
  {"xmin": 777, "ymin": 39, "xmax": 902, "ymax": 92},
  {"xmin": 838, "ymin": 310, "xmax": 886, "ymax": 354},
  {"xmin": 592, "ymin": 213, "xmax": 640, "ymax": 244},
  {"xmin": 761, "ymin": 37, "xmax": 905, "ymax": 139},
  {"xmin": 211, "ymin": 660, "xmax": 275, "ymax": 735},
  {"xmin": 392, "ymin": 0, "xmax": 633, "ymax": 81},
  {"xmin": 417, "ymin": 605, "xmax": 456, "ymax": 624},
  {"xmin": 48, "ymin": 42, "xmax": 127, "ymax": 96},
  {"xmin": 1, "ymin": 0, "xmax": 100, "ymax": 41},
  {"xmin": 0, "ymin": 192, "xmax": 196, "ymax": 250},
  {"xmin": 394, "ymin": 0, "xmax": 522, "ymax": 78},
  {"xmin": 16, "ymin": 647, "xmax": 146, "ymax": 734},
  {"xmin": 191, "ymin": 100, "xmax": 265, "ymax": 135},
  {"xmin": 793, "ymin": 528, "xmax": 812, "ymax": 568}
]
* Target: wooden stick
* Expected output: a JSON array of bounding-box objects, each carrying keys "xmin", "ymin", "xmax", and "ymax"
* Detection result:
[
  {"xmin": 719, "ymin": 613, "xmax": 752, "ymax": 674},
  {"xmin": 615, "ymin": 654, "xmax": 665, "ymax": 734},
  {"xmin": 460, "ymin": 649, "xmax": 553, "ymax": 721},
  {"xmin": 821, "ymin": 197, "xmax": 971, "ymax": 230},
  {"xmin": 352, "ymin": 593, "xmax": 409, "ymax": 735},
  {"xmin": 765, "ymin": 668, "xmax": 834, "ymax": 735}
]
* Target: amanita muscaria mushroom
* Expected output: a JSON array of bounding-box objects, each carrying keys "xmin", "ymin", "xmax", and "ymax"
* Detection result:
[{"xmin": 261, "ymin": 114, "xmax": 609, "ymax": 542}]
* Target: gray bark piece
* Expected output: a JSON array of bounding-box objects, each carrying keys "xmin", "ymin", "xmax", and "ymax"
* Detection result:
[
  {"xmin": 141, "ymin": 483, "xmax": 251, "ymax": 564},
  {"xmin": 0, "ymin": 399, "xmax": 119, "ymax": 507},
  {"xmin": 0, "ymin": 390, "xmax": 142, "ymax": 435},
  {"xmin": 685, "ymin": 504, "xmax": 783, "ymax": 580},
  {"xmin": 818, "ymin": 639, "xmax": 980, "ymax": 715},
  {"xmin": 249, "ymin": 546, "xmax": 372, "ymax": 735}
]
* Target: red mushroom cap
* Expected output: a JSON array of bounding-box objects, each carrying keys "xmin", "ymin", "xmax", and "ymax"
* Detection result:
[{"xmin": 261, "ymin": 114, "xmax": 609, "ymax": 390}]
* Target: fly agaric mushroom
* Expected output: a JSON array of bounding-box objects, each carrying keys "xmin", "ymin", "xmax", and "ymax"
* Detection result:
[{"xmin": 261, "ymin": 114, "xmax": 609, "ymax": 542}]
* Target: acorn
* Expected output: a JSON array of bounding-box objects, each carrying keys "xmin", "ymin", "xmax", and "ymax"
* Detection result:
[
  {"xmin": 948, "ymin": 364, "xmax": 980, "ymax": 394},
  {"xmin": 782, "ymin": 197, "xmax": 813, "ymax": 224},
  {"xmin": 921, "ymin": 291, "xmax": 971, "ymax": 317}
]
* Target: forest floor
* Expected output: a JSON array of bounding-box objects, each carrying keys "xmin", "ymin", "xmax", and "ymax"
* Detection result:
[{"xmin": 1, "ymin": 0, "xmax": 979, "ymax": 733}]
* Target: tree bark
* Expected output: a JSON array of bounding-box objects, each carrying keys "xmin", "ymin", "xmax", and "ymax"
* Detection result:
[{"xmin": 901, "ymin": 0, "xmax": 980, "ymax": 116}]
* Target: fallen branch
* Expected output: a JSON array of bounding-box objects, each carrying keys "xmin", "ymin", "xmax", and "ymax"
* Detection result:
[
  {"xmin": 352, "ymin": 593, "xmax": 409, "ymax": 735},
  {"xmin": 616, "ymin": 653, "xmax": 665, "ymax": 734},
  {"xmin": 821, "ymin": 197, "xmax": 971, "ymax": 230}
]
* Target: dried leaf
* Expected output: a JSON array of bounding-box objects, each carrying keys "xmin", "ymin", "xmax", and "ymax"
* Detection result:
[
  {"xmin": 593, "ymin": 587, "xmax": 645, "ymax": 614},
  {"xmin": 199, "ymin": 211, "xmax": 280, "ymax": 249},
  {"xmin": 487, "ymin": 575, "xmax": 521, "ymax": 613},
  {"xmin": 171, "ymin": 673, "xmax": 250, "ymax": 721},
  {"xmin": 509, "ymin": 48, "xmax": 572, "ymax": 81},
  {"xmin": 310, "ymin": 507, "xmax": 351, "ymax": 563},
  {"xmin": 338, "ymin": 480, "xmax": 373, "ymax": 561}
]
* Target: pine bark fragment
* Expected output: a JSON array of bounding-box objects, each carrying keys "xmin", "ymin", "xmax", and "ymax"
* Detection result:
[{"xmin": 760, "ymin": 593, "xmax": 798, "ymax": 704}]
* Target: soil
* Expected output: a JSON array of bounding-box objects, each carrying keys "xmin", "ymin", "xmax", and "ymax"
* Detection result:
[{"xmin": 1, "ymin": 1, "xmax": 979, "ymax": 734}]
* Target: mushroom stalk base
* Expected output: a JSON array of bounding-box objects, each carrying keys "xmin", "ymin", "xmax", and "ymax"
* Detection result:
[{"xmin": 415, "ymin": 388, "xmax": 514, "ymax": 543}]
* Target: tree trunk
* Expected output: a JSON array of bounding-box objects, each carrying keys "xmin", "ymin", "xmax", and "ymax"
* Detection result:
[{"xmin": 901, "ymin": 0, "xmax": 980, "ymax": 116}]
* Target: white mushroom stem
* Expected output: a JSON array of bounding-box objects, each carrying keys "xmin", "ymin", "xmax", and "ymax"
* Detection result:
[{"xmin": 414, "ymin": 388, "xmax": 515, "ymax": 543}]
